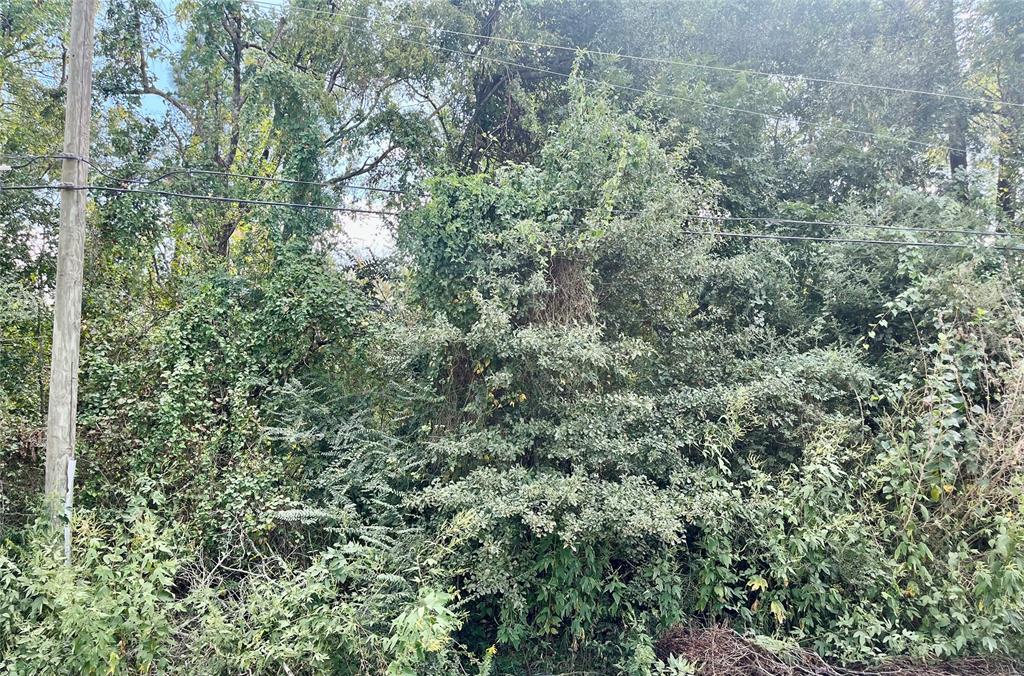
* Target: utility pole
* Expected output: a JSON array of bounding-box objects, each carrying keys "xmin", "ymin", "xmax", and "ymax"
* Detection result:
[{"xmin": 45, "ymin": 0, "xmax": 97, "ymax": 554}]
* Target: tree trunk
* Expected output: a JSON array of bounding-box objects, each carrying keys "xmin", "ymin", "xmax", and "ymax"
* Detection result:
[
  {"xmin": 941, "ymin": 2, "xmax": 969, "ymax": 200},
  {"xmin": 997, "ymin": 122, "xmax": 1017, "ymax": 221}
]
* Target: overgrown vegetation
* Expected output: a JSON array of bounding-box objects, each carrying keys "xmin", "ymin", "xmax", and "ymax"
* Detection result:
[{"xmin": 2, "ymin": 0, "xmax": 1023, "ymax": 673}]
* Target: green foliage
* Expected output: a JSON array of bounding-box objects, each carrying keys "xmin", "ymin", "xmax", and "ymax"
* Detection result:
[
  {"xmin": 76, "ymin": 249, "xmax": 367, "ymax": 549},
  {"xmin": 175, "ymin": 544, "xmax": 452, "ymax": 675},
  {"xmin": 3, "ymin": 0, "xmax": 1024, "ymax": 673},
  {"xmin": 386, "ymin": 589, "xmax": 462, "ymax": 675},
  {"xmin": 0, "ymin": 511, "xmax": 468, "ymax": 674},
  {"xmin": 0, "ymin": 508, "xmax": 178, "ymax": 674}
]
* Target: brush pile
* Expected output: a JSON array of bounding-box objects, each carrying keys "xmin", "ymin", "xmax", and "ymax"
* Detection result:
[{"xmin": 655, "ymin": 626, "xmax": 1023, "ymax": 675}]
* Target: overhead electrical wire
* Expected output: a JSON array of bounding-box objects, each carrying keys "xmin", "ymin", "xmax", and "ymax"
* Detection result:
[
  {"xmin": 242, "ymin": 0, "xmax": 1023, "ymax": 110},
  {"xmin": 139, "ymin": 167, "xmax": 406, "ymax": 195},
  {"xmin": 677, "ymin": 229, "xmax": 1023, "ymax": 250},
  {"xmin": 235, "ymin": 5, "xmax": 1022, "ymax": 167},
  {"xmin": 492, "ymin": 46, "xmax": 1009, "ymax": 165},
  {"xmin": 0, "ymin": 154, "xmax": 59, "ymax": 171},
  {"xmin": 380, "ymin": 27, "xmax": 1024, "ymax": 166},
  {"xmin": 13, "ymin": 3, "xmax": 1016, "ymax": 172},
  {"xmin": 3, "ymin": 182, "xmax": 1023, "ymax": 252},
  {"xmin": 672, "ymin": 213, "xmax": 1021, "ymax": 239},
  {"xmin": 8, "ymin": 3, "xmax": 1018, "ymax": 180},
  {"xmin": 4, "ymin": 153, "xmax": 1022, "ymax": 242},
  {"xmin": 0, "ymin": 153, "xmax": 406, "ymax": 196},
  {"xmin": 0, "ymin": 181, "xmax": 397, "ymax": 216},
  {"xmin": 1, "ymin": 184, "xmax": 59, "ymax": 192},
  {"xmin": 87, "ymin": 184, "xmax": 398, "ymax": 216},
  {"xmin": 7, "ymin": 1, "xmax": 1023, "ymax": 254},
  {"xmin": 3, "ymin": 153, "xmax": 1022, "ymax": 241}
]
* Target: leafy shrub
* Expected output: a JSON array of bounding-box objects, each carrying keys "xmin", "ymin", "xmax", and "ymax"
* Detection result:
[
  {"xmin": 1, "ymin": 510, "xmax": 469, "ymax": 675},
  {"xmin": 0, "ymin": 508, "xmax": 177, "ymax": 674}
]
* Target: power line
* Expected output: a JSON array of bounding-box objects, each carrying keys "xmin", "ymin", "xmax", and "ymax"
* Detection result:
[
  {"xmin": 3, "ymin": 179, "xmax": 1020, "ymax": 239},
  {"xmin": 85, "ymin": 157, "xmax": 408, "ymax": 195},
  {"xmin": 10, "ymin": 2, "xmax": 1019, "ymax": 185},
  {"xmin": 242, "ymin": 0, "xmax": 1023, "ymax": 110},
  {"xmin": 1, "ymin": 184, "xmax": 62, "ymax": 192},
  {"xmin": 20, "ymin": 2, "xmax": 1013, "ymax": 176},
  {"xmin": 140, "ymin": 168, "xmax": 407, "ymax": 195},
  {"xmin": 8, "ymin": 153, "xmax": 1021, "ymax": 240},
  {"xmin": 0, "ymin": 182, "xmax": 398, "ymax": 216},
  {"xmin": 673, "ymin": 213, "xmax": 1021, "ymax": 239},
  {"xmin": 150, "ymin": 0, "xmax": 1024, "ymax": 168},
  {"xmin": 298, "ymin": 12, "xmax": 1023, "ymax": 168},
  {"xmin": 4, "ymin": 182, "xmax": 1023, "ymax": 251},
  {"xmin": 0, "ymin": 153, "xmax": 407, "ymax": 196},
  {"xmin": 0, "ymin": 154, "xmax": 61, "ymax": 171},
  {"xmin": 680, "ymin": 229, "xmax": 1024, "ymax": 251},
  {"xmin": 91, "ymin": 184, "xmax": 399, "ymax": 216}
]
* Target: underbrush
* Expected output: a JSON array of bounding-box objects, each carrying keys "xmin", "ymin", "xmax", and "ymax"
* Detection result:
[{"xmin": 0, "ymin": 508, "xmax": 472, "ymax": 675}]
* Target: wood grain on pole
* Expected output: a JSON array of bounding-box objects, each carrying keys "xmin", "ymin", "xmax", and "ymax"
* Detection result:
[{"xmin": 45, "ymin": 0, "xmax": 97, "ymax": 525}]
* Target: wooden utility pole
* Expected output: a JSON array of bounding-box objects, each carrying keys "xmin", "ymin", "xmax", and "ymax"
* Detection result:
[{"xmin": 45, "ymin": 0, "xmax": 97, "ymax": 545}]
